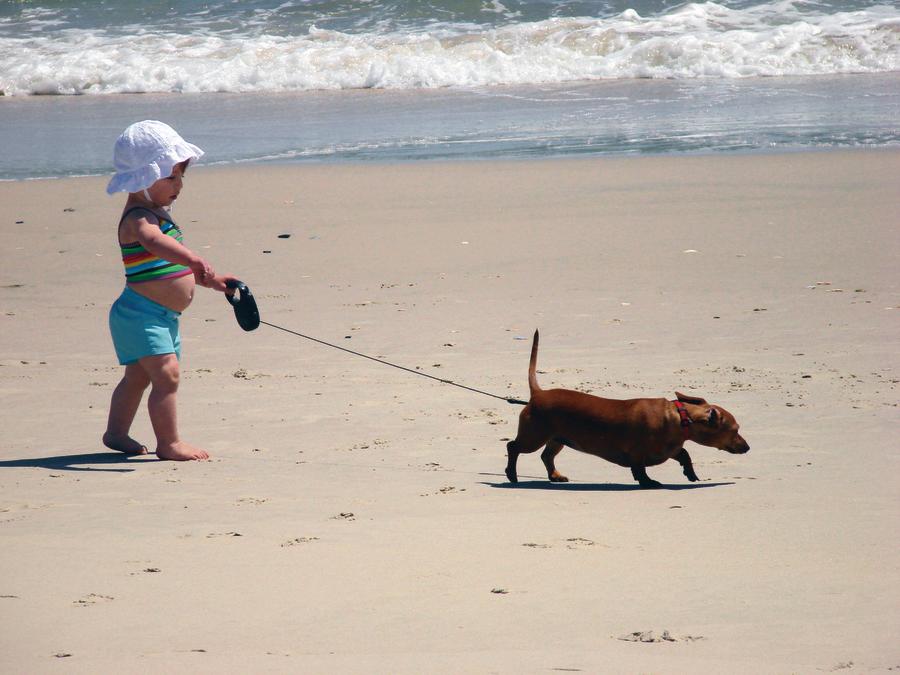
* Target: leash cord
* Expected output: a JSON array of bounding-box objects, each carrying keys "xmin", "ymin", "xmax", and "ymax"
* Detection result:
[{"xmin": 259, "ymin": 320, "xmax": 527, "ymax": 406}]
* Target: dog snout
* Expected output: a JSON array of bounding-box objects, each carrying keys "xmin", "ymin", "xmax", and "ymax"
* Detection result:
[{"xmin": 729, "ymin": 436, "xmax": 750, "ymax": 454}]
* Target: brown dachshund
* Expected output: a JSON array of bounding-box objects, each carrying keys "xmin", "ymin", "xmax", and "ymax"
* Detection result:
[{"xmin": 506, "ymin": 331, "xmax": 749, "ymax": 488}]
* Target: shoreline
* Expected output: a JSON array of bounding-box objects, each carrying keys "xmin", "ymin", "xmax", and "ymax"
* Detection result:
[
  {"xmin": 2, "ymin": 143, "xmax": 898, "ymax": 184},
  {"xmin": 2, "ymin": 69, "xmax": 895, "ymax": 97},
  {"xmin": 3, "ymin": 71, "xmax": 899, "ymax": 180}
]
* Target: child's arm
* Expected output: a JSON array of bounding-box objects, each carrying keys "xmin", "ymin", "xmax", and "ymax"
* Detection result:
[
  {"xmin": 134, "ymin": 218, "xmax": 213, "ymax": 281},
  {"xmin": 197, "ymin": 273, "xmax": 239, "ymax": 294}
]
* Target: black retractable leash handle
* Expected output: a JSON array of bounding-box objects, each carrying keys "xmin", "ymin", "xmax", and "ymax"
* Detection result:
[
  {"xmin": 225, "ymin": 279, "xmax": 260, "ymax": 331},
  {"xmin": 224, "ymin": 279, "xmax": 526, "ymax": 406}
]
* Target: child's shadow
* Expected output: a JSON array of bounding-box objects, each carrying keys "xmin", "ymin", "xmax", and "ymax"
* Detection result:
[{"xmin": 0, "ymin": 451, "xmax": 155, "ymax": 473}]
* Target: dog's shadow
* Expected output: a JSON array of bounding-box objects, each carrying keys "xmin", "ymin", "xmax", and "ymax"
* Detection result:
[
  {"xmin": 480, "ymin": 475, "xmax": 734, "ymax": 491},
  {"xmin": 0, "ymin": 451, "xmax": 155, "ymax": 473}
]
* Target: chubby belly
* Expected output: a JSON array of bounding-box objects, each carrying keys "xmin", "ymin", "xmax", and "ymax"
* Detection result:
[{"xmin": 128, "ymin": 273, "xmax": 195, "ymax": 313}]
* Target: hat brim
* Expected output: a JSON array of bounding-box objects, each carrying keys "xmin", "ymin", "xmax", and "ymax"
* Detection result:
[{"xmin": 106, "ymin": 140, "xmax": 204, "ymax": 195}]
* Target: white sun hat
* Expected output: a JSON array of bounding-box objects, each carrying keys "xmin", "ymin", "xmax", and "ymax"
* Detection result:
[{"xmin": 106, "ymin": 120, "xmax": 204, "ymax": 195}]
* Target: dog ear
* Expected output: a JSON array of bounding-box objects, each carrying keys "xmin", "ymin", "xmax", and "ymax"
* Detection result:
[
  {"xmin": 676, "ymin": 391, "xmax": 708, "ymax": 405},
  {"xmin": 707, "ymin": 408, "xmax": 720, "ymax": 427}
]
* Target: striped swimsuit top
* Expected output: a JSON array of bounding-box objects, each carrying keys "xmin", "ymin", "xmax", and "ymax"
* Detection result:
[{"xmin": 119, "ymin": 207, "xmax": 192, "ymax": 283}]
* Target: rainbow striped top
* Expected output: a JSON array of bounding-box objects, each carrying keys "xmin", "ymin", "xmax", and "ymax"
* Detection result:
[{"xmin": 120, "ymin": 208, "xmax": 192, "ymax": 283}]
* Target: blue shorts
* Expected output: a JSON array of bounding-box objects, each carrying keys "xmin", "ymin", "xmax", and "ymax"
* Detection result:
[{"xmin": 109, "ymin": 287, "xmax": 181, "ymax": 365}]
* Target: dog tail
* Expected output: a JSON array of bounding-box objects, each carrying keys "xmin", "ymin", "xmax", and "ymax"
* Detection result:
[{"xmin": 528, "ymin": 329, "xmax": 541, "ymax": 395}]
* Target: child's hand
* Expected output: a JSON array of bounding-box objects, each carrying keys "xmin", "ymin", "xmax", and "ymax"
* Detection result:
[
  {"xmin": 207, "ymin": 274, "xmax": 239, "ymax": 294},
  {"xmin": 189, "ymin": 257, "xmax": 214, "ymax": 284}
]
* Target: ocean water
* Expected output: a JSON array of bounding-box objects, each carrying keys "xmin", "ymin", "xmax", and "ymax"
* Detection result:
[{"xmin": 1, "ymin": 0, "xmax": 898, "ymax": 178}]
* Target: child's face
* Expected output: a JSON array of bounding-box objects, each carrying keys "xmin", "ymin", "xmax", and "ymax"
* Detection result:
[{"xmin": 145, "ymin": 160, "xmax": 189, "ymax": 207}]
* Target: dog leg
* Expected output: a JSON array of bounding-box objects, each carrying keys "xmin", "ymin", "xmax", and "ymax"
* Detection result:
[
  {"xmin": 506, "ymin": 412, "xmax": 550, "ymax": 484},
  {"xmin": 505, "ymin": 440, "xmax": 521, "ymax": 483},
  {"xmin": 631, "ymin": 465, "xmax": 663, "ymax": 489},
  {"xmin": 540, "ymin": 439, "xmax": 568, "ymax": 482},
  {"xmin": 674, "ymin": 448, "xmax": 700, "ymax": 482}
]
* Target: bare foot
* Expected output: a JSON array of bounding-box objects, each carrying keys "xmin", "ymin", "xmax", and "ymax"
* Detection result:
[
  {"xmin": 103, "ymin": 432, "xmax": 149, "ymax": 456},
  {"xmin": 156, "ymin": 441, "xmax": 209, "ymax": 461}
]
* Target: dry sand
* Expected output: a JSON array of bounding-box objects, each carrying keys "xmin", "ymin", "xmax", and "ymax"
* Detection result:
[{"xmin": 1, "ymin": 150, "xmax": 898, "ymax": 673}]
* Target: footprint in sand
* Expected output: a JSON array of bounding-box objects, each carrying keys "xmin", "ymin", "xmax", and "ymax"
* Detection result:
[
  {"xmin": 521, "ymin": 539, "xmax": 600, "ymax": 550},
  {"xmin": 73, "ymin": 593, "xmax": 114, "ymax": 608},
  {"xmin": 617, "ymin": 630, "xmax": 703, "ymax": 643},
  {"xmin": 619, "ymin": 630, "xmax": 676, "ymax": 643},
  {"xmin": 236, "ymin": 497, "xmax": 267, "ymax": 506},
  {"xmin": 128, "ymin": 566, "xmax": 161, "ymax": 575},
  {"xmin": 421, "ymin": 486, "xmax": 467, "ymax": 496},
  {"xmin": 281, "ymin": 537, "xmax": 320, "ymax": 547}
]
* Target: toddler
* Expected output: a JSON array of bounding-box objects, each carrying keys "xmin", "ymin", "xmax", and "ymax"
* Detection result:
[{"xmin": 104, "ymin": 120, "xmax": 236, "ymax": 460}]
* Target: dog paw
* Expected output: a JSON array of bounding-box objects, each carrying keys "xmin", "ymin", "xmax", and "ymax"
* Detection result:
[
  {"xmin": 639, "ymin": 480, "xmax": 664, "ymax": 489},
  {"xmin": 549, "ymin": 474, "xmax": 569, "ymax": 483},
  {"xmin": 505, "ymin": 468, "xmax": 518, "ymax": 483}
]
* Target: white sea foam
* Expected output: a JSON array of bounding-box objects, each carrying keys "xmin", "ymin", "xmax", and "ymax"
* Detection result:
[{"xmin": 1, "ymin": 2, "xmax": 897, "ymax": 95}]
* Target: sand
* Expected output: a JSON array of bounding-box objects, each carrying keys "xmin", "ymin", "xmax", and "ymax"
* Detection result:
[{"xmin": 1, "ymin": 149, "xmax": 898, "ymax": 673}]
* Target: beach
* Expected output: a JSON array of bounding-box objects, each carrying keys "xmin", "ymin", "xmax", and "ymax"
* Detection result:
[{"xmin": 1, "ymin": 149, "xmax": 898, "ymax": 672}]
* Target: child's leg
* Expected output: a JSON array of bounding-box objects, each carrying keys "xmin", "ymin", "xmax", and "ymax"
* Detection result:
[
  {"xmin": 103, "ymin": 362, "xmax": 151, "ymax": 455},
  {"xmin": 140, "ymin": 353, "xmax": 209, "ymax": 461}
]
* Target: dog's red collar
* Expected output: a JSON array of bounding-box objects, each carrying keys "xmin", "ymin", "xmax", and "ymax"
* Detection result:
[{"xmin": 673, "ymin": 401, "xmax": 692, "ymax": 440}]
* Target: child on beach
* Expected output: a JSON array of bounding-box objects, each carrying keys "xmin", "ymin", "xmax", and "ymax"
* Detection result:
[{"xmin": 104, "ymin": 120, "xmax": 236, "ymax": 461}]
